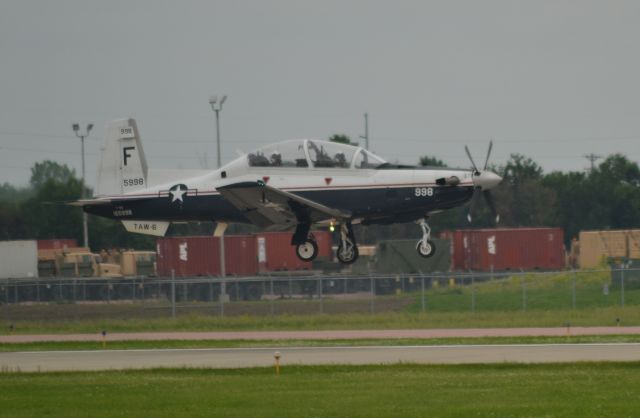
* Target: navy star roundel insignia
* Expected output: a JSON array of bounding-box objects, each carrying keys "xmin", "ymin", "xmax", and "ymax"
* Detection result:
[{"xmin": 169, "ymin": 184, "xmax": 188, "ymax": 204}]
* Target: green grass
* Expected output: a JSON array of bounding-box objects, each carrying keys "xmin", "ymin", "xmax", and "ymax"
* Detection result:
[
  {"xmin": 2, "ymin": 334, "xmax": 640, "ymax": 352},
  {"xmin": 1, "ymin": 363, "xmax": 639, "ymax": 417},
  {"xmin": 3, "ymin": 304, "xmax": 640, "ymax": 335},
  {"xmin": 411, "ymin": 269, "xmax": 640, "ymax": 312},
  {"xmin": 3, "ymin": 270, "xmax": 639, "ymax": 334}
]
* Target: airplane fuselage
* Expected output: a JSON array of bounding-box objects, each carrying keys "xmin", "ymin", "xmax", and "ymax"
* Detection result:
[{"xmin": 85, "ymin": 166, "xmax": 475, "ymax": 226}]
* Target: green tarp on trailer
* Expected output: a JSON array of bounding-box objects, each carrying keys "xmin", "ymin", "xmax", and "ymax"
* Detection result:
[{"xmin": 375, "ymin": 239, "xmax": 450, "ymax": 274}]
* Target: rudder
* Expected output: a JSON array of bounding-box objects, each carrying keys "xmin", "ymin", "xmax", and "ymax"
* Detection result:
[{"xmin": 95, "ymin": 118, "xmax": 148, "ymax": 196}]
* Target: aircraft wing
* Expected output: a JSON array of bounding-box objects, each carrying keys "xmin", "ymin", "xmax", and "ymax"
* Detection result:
[{"xmin": 217, "ymin": 181, "xmax": 351, "ymax": 228}]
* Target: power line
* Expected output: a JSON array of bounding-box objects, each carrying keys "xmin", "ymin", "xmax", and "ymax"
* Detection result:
[{"xmin": 584, "ymin": 153, "xmax": 602, "ymax": 172}]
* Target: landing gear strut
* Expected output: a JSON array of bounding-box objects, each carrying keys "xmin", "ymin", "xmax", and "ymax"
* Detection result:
[
  {"xmin": 337, "ymin": 222, "xmax": 359, "ymax": 264},
  {"xmin": 416, "ymin": 218, "xmax": 436, "ymax": 258}
]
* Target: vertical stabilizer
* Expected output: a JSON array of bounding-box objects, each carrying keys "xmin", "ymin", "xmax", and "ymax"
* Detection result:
[{"xmin": 95, "ymin": 118, "xmax": 148, "ymax": 196}]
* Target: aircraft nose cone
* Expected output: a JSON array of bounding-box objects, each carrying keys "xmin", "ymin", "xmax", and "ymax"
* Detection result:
[{"xmin": 474, "ymin": 171, "xmax": 502, "ymax": 190}]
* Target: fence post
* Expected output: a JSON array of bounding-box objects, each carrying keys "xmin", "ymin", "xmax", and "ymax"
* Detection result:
[
  {"xmin": 171, "ymin": 270, "xmax": 176, "ymax": 319},
  {"xmin": 269, "ymin": 279, "xmax": 274, "ymax": 315},
  {"xmin": 318, "ymin": 278, "xmax": 324, "ymax": 314},
  {"xmin": 220, "ymin": 281, "xmax": 226, "ymax": 317},
  {"xmin": 572, "ymin": 270, "xmax": 576, "ymax": 309},
  {"xmin": 521, "ymin": 270, "xmax": 527, "ymax": 312},
  {"xmin": 420, "ymin": 275, "xmax": 426, "ymax": 313},
  {"xmin": 621, "ymin": 265, "xmax": 625, "ymax": 307},
  {"xmin": 470, "ymin": 271, "xmax": 476, "ymax": 313},
  {"xmin": 370, "ymin": 276, "xmax": 375, "ymax": 315}
]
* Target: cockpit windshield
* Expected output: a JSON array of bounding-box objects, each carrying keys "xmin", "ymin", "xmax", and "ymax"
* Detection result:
[
  {"xmin": 352, "ymin": 149, "xmax": 386, "ymax": 169},
  {"xmin": 246, "ymin": 139, "xmax": 386, "ymax": 169},
  {"xmin": 306, "ymin": 140, "xmax": 355, "ymax": 168},
  {"xmin": 247, "ymin": 140, "xmax": 308, "ymax": 168}
]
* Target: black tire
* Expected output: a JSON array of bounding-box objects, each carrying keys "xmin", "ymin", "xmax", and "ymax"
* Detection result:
[
  {"xmin": 337, "ymin": 244, "xmax": 359, "ymax": 264},
  {"xmin": 416, "ymin": 239, "xmax": 436, "ymax": 258},
  {"xmin": 296, "ymin": 239, "xmax": 318, "ymax": 261}
]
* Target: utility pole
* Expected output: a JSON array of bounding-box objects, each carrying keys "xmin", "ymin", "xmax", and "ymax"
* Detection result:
[
  {"xmin": 209, "ymin": 95, "xmax": 228, "ymax": 279},
  {"xmin": 584, "ymin": 153, "xmax": 602, "ymax": 172},
  {"xmin": 72, "ymin": 123, "xmax": 93, "ymax": 248},
  {"xmin": 359, "ymin": 112, "xmax": 369, "ymax": 150}
]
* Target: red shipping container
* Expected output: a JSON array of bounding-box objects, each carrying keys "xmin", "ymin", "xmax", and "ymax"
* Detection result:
[
  {"xmin": 256, "ymin": 230, "xmax": 333, "ymax": 272},
  {"xmin": 156, "ymin": 235, "xmax": 258, "ymax": 277},
  {"xmin": 37, "ymin": 239, "xmax": 77, "ymax": 250},
  {"xmin": 440, "ymin": 228, "xmax": 566, "ymax": 272}
]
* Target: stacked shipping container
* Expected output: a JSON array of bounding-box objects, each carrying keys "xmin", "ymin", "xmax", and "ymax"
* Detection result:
[
  {"xmin": 440, "ymin": 228, "xmax": 565, "ymax": 272},
  {"xmin": 37, "ymin": 239, "xmax": 77, "ymax": 250},
  {"xmin": 156, "ymin": 231, "xmax": 333, "ymax": 277},
  {"xmin": 256, "ymin": 231, "xmax": 332, "ymax": 272},
  {"xmin": 578, "ymin": 229, "xmax": 640, "ymax": 268}
]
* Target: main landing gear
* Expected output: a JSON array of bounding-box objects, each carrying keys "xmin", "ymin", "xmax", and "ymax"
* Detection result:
[
  {"xmin": 416, "ymin": 218, "xmax": 436, "ymax": 258},
  {"xmin": 337, "ymin": 222, "xmax": 359, "ymax": 264},
  {"xmin": 293, "ymin": 223, "xmax": 320, "ymax": 262},
  {"xmin": 295, "ymin": 239, "xmax": 318, "ymax": 261},
  {"xmin": 294, "ymin": 222, "xmax": 359, "ymax": 264}
]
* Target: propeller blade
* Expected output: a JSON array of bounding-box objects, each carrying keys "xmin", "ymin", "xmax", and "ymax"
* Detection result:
[
  {"xmin": 466, "ymin": 188, "xmax": 481, "ymax": 223},
  {"xmin": 483, "ymin": 140, "xmax": 493, "ymax": 171},
  {"xmin": 483, "ymin": 190, "xmax": 500, "ymax": 223},
  {"xmin": 464, "ymin": 145, "xmax": 479, "ymax": 174}
]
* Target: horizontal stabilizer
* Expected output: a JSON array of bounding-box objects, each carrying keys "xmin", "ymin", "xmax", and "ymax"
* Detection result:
[{"xmin": 67, "ymin": 199, "xmax": 113, "ymax": 207}]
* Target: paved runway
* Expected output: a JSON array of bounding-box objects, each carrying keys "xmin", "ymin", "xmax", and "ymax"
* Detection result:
[
  {"xmin": 2, "ymin": 326, "xmax": 640, "ymax": 343},
  {"xmin": 2, "ymin": 343, "xmax": 640, "ymax": 372}
]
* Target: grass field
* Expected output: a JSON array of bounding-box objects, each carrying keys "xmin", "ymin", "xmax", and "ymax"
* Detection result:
[
  {"xmin": 2, "ymin": 304, "xmax": 640, "ymax": 335},
  {"xmin": 1, "ymin": 363, "xmax": 639, "ymax": 417}
]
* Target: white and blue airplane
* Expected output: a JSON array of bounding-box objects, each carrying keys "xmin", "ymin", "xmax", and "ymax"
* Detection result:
[{"xmin": 74, "ymin": 118, "xmax": 502, "ymax": 264}]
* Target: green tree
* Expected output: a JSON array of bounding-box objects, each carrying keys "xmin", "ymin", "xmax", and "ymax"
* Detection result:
[
  {"xmin": 30, "ymin": 161, "xmax": 77, "ymax": 189},
  {"xmin": 493, "ymin": 154, "xmax": 555, "ymax": 227},
  {"xmin": 418, "ymin": 156, "xmax": 447, "ymax": 167},
  {"xmin": 329, "ymin": 134, "xmax": 357, "ymax": 146}
]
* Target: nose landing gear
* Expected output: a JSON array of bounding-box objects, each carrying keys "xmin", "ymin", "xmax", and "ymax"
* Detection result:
[{"xmin": 416, "ymin": 218, "xmax": 436, "ymax": 258}]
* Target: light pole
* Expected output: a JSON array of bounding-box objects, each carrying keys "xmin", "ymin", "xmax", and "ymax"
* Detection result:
[
  {"xmin": 209, "ymin": 95, "xmax": 227, "ymax": 279},
  {"xmin": 72, "ymin": 123, "xmax": 93, "ymax": 248},
  {"xmin": 359, "ymin": 112, "xmax": 369, "ymax": 150}
]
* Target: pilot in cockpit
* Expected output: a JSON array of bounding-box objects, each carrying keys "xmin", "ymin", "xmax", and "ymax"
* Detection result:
[{"xmin": 270, "ymin": 153, "xmax": 282, "ymax": 167}]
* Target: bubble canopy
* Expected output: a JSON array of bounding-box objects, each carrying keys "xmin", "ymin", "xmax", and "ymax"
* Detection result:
[{"xmin": 246, "ymin": 139, "xmax": 386, "ymax": 169}]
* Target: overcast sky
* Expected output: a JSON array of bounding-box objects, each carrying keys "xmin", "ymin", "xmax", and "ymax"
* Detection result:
[{"xmin": 1, "ymin": 0, "xmax": 639, "ymax": 187}]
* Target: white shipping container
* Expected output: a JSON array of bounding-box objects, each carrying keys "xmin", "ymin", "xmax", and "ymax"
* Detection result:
[{"xmin": 0, "ymin": 240, "xmax": 38, "ymax": 279}]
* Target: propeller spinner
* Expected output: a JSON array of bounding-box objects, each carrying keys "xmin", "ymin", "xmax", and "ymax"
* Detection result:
[{"xmin": 465, "ymin": 141, "xmax": 502, "ymax": 223}]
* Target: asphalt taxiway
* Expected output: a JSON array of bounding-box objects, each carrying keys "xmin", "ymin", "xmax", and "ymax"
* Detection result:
[{"xmin": 2, "ymin": 343, "xmax": 640, "ymax": 372}]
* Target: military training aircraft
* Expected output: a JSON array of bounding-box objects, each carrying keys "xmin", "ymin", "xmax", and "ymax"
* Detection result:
[{"xmin": 73, "ymin": 118, "xmax": 502, "ymax": 264}]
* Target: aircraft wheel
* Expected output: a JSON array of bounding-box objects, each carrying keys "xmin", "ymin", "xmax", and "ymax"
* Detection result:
[
  {"xmin": 296, "ymin": 239, "xmax": 318, "ymax": 262},
  {"xmin": 337, "ymin": 243, "xmax": 359, "ymax": 264},
  {"xmin": 416, "ymin": 239, "xmax": 436, "ymax": 258}
]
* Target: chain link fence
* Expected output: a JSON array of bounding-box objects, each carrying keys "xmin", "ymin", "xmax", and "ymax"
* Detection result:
[{"xmin": 1, "ymin": 268, "xmax": 639, "ymax": 322}]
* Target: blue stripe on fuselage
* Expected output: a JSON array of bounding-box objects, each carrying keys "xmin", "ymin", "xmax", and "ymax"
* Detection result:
[{"xmin": 84, "ymin": 185, "xmax": 474, "ymax": 223}]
